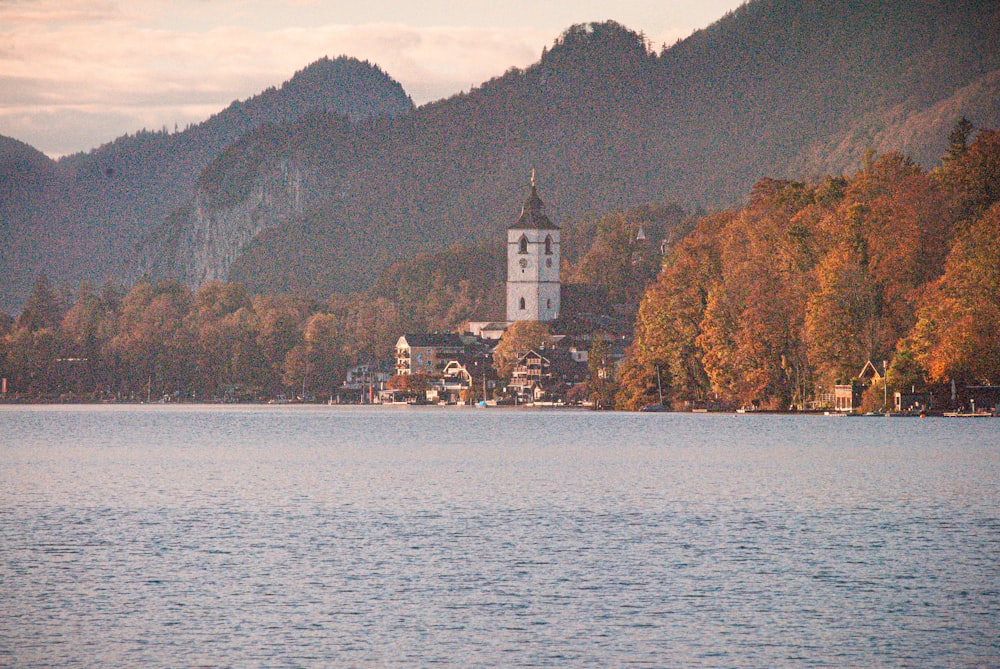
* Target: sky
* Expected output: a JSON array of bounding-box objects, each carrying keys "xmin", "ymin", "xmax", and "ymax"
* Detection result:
[{"xmin": 0, "ymin": 0, "xmax": 746, "ymax": 158}]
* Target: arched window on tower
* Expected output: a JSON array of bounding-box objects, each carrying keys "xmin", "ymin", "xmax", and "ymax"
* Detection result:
[
  {"xmin": 544, "ymin": 235, "xmax": 553, "ymax": 255},
  {"xmin": 519, "ymin": 297, "xmax": 526, "ymax": 310},
  {"xmin": 518, "ymin": 235, "xmax": 528, "ymax": 254}
]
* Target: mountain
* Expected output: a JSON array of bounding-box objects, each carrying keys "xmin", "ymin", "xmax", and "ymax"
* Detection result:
[
  {"xmin": 0, "ymin": 57, "xmax": 413, "ymax": 312},
  {"xmin": 0, "ymin": 138, "xmax": 59, "ymax": 300},
  {"xmin": 211, "ymin": 0, "xmax": 1000, "ymax": 298},
  {"xmin": 3, "ymin": 0, "xmax": 999, "ymax": 311}
]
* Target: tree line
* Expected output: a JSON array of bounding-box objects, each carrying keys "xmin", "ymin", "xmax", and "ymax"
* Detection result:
[
  {"xmin": 1, "ymin": 243, "xmax": 502, "ymax": 402},
  {"xmin": 616, "ymin": 124, "xmax": 1000, "ymax": 410}
]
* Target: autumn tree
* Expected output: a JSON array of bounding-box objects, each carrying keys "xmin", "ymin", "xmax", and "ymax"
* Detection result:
[
  {"xmin": 567, "ymin": 203, "xmax": 687, "ymax": 310},
  {"xmin": 109, "ymin": 279, "xmax": 194, "ymax": 398},
  {"xmin": 945, "ymin": 117, "xmax": 973, "ymax": 162},
  {"xmin": 184, "ymin": 282, "xmax": 257, "ymax": 398},
  {"xmin": 885, "ymin": 344, "xmax": 927, "ymax": 395},
  {"xmin": 614, "ymin": 220, "xmax": 721, "ymax": 410},
  {"xmin": 936, "ymin": 128, "xmax": 1000, "ymax": 224},
  {"xmin": 386, "ymin": 372, "xmax": 428, "ymax": 397},
  {"xmin": 804, "ymin": 243, "xmax": 883, "ymax": 384},
  {"xmin": 60, "ymin": 282, "xmax": 123, "ymax": 396},
  {"xmin": 334, "ymin": 295, "xmax": 402, "ymax": 367},
  {"xmin": 282, "ymin": 312, "xmax": 348, "ymax": 399},
  {"xmin": 17, "ymin": 274, "xmax": 65, "ymax": 332},
  {"xmin": 252, "ymin": 293, "xmax": 314, "ymax": 395},
  {"xmin": 615, "ymin": 129, "xmax": 995, "ymax": 410},
  {"xmin": 586, "ymin": 338, "xmax": 617, "ymax": 409},
  {"xmin": 2, "ymin": 326, "xmax": 61, "ymax": 396},
  {"xmin": 909, "ymin": 202, "xmax": 1000, "ymax": 384},
  {"xmin": 370, "ymin": 241, "xmax": 505, "ymax": 333},
  {"xmin": 492, "ymin": 320, "xmax": 553, "ymax": 379},
  {"xmin": 839, "ymin": 153, "xmax": 951, "ymax": 338},
  {"xmin": 1, "ymin": 275, "xmax": 75, "ymax": 396},
  {"xmin": 696, "ymin": 180, "xmax": 816, "ymax": 408}
]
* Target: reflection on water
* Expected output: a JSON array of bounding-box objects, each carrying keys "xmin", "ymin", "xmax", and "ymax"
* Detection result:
[{"xmin": 2, "ymin": 406, "xmax": 998, "ymax": 667}]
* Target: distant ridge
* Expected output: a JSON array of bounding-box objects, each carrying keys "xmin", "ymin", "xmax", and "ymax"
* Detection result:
[{"xmin": 1, "ymin": 0, "xmax": 999, "ymax": 311}]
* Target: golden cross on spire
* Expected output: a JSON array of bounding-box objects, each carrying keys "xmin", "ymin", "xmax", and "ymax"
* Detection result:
[{"xmin": 531, "ymin": 168, "xmax": 536, "ymax": 188}]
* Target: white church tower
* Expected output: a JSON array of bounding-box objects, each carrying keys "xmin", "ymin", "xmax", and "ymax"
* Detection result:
[{"xmin": 506, "ymin": 171, "xmax": 560, "ymax": 322}]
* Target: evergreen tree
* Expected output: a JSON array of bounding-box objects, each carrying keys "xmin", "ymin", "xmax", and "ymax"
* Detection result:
[
  {"xmin": 17, "ymin": 274, "xmax": 64, "ymax": 332},
  {"xmin": 946, "ymin": 117, "xmax": 974, "ymax": 162}
]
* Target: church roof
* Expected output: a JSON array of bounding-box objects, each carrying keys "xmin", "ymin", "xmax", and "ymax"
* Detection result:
[{"xmin": 509, "ymin": 172, "xmax": 559, "ymax": 230}]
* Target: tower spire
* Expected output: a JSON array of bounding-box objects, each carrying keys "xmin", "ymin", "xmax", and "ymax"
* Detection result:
[
  {"xmin": 506, "ymin": 170, "xmax": 560, "ymax": 322},
  {"xmin": 512, "ymin": 169, "xmax": 556, "ymax": 229}
]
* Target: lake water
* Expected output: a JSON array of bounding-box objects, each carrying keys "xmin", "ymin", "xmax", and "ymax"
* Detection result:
[{"xmin": 1, "ymin": 405, "xmax": 998, "ymax": 667}]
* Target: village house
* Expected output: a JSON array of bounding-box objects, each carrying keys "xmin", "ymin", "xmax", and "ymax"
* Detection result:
[
  {"xmin": 508, "ymin": 346, "xmax": 588, "ymax": 403},
  {"xmin": 387, "ymin": 333, "xmax": 497, "ymax": 404},
  {"xmin": 420, "ymin": 354, "xmax": 499, "ymax": 404},
  {"xmin": 894, "ymin": 389, "xmax": 930, "ymax": 413},
  {"xmin": 340, "ymin": 363, "xmax": 394, "ymax": 403},
  {"xmin": 961, "ymin": 385, "xmax": 1000, "ymax": 415},
  {"xmin": 343, "ymin": 363, "xmax": 393, "ymax": 389},
  {"xmin": 833, "ymin": 383, "xmax": 862, "ymax": 413},
  {"xmin": 833, "ymin": 360, "xmax": 884, "ymax": 413},
  {"xmin": 394, "ymin": 333, "xmax": 472, "ymax": 376},
  {"xmin": 466, "ymin": 321, "xmax": 509, "ymax": 341}
]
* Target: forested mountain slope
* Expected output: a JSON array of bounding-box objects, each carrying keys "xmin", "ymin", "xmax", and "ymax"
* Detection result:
[
  {"xmin": 215, "ymin": 0, "xmax": 1000, "ymax": 297},
  {"xmin": 0, "ymin": 58, "xmax": 412, "ymax": 312},
  {"xmin": 3, "ymin": 0, "xmax": 998, "ymax": 309}
]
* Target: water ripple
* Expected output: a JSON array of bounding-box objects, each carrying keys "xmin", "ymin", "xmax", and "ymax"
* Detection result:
[{"xmin": 1, "ymin": 406, "xmax": 998, "ymax": 667}]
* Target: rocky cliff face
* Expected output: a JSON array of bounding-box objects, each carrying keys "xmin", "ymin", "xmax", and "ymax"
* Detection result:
[
  {"xmin": 132, "ymin": 156, "xmax": 338, "ymax": 284},
  {"xmin": 186, "ymin": 160, "xmax": 310, "ymax": 285}
]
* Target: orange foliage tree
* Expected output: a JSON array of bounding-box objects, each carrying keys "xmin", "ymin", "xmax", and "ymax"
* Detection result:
[{"xmin": 909, "ymin": 202, "xmax": 1000, "ymax": 384}]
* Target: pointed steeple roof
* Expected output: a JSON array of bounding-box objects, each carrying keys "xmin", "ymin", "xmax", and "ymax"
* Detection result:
[{"xmin": 510, "ymin": 170, "xmax": 559, "ymax": 230}]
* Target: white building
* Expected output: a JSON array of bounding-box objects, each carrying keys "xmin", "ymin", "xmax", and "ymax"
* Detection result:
[{"xmin": 506, "ymin": 172, "xmax": 560, "ymax": 322}]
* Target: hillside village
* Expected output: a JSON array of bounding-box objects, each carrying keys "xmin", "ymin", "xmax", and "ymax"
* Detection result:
[{"xmin": 356, "ymin": 173, "xmax": 628, "ymax": 407}]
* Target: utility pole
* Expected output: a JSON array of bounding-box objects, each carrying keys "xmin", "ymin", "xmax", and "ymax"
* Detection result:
[
  {"xmin": 656, "ymin": 364, "xmax": 664, "ymax": 406},
  {"xmin": 883, "ymin": 360, "xmax": 888, "ymax": 412},
  {"xmin": 301, "ymin": 358, "xmax": 309, "ymax": 401}
]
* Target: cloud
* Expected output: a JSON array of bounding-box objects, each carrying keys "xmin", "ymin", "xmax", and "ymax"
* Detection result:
[
  {"xmin": 0, "ymin": 0, "xmax": 124, "ymax": 25},
  {"xmin": 0, "ymin": 0, "xmax": 703, "ymax": 156},
  {"xmin": 649, "ymin": 26, "xmax": 697, "ymax": 50},
  {"xmin": 0, "ymin": 4, "xmax": 556, "ymax": 156}
]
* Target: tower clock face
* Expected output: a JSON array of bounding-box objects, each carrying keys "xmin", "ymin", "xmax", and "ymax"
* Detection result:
[{"xmin": 519, "ymin": 258, "xmax": 528, "ymax": 268}]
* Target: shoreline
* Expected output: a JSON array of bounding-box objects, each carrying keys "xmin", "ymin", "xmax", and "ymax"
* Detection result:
[{"xmin": 1, "ymin": 398, "xmax": 994, "ymax": 417}]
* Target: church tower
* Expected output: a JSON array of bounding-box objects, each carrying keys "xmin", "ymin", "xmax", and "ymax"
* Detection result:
[{"xmin": 506, "ymin": 171, "xmax": 560, "ymax": 322}]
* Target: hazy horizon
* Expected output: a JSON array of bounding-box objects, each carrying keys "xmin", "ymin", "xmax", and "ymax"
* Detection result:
[{"xmin": 0, "ymin": 0, "xmax": 745, "ymax": 158}]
